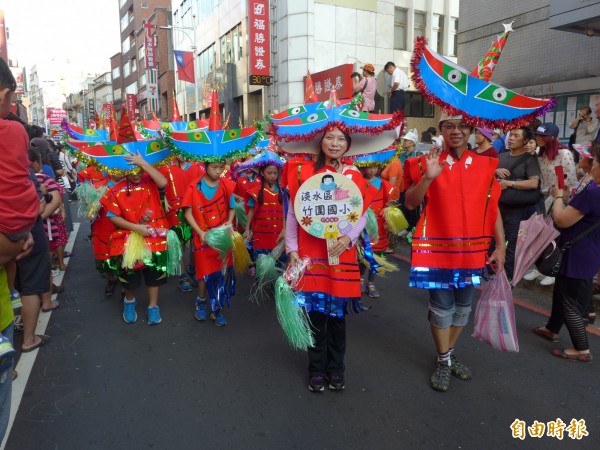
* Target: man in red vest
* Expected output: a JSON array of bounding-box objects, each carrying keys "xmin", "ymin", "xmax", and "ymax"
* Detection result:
[{"xmin": 404, "ymin": 111, "xmax": 506, "ymax": 392}]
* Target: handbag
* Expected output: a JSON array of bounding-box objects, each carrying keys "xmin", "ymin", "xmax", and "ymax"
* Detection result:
[
  {"xmin": 472, "ymin": 271, "xmax": 519, "ymax": 352},
  {"xmin": 535, "ymin": 219, "xmax": 600, "ymax": 277},
  {"xmin": 499, "ymin": 154, "xmax": 540, "ymax": 208}
]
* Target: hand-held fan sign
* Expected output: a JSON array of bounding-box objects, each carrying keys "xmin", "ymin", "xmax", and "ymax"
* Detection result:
[{"xmin": 294, "ymin": 172, "xmax": 363, "ymax": 265}]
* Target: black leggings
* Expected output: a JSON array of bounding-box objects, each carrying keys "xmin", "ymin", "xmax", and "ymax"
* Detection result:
[
  {"xmin": 547, "ymin": 275, "xmax": 592, "ymax": 351},
  {"xmin": 359, "ymin": 262, "xmax": 376, "ymax": 282}
]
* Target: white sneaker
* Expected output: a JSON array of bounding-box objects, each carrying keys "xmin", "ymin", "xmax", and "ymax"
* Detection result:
[
  {"xmin": 540, "ymin": 276, "xmax": 555, "ymax": 286},
  {"xmin": 51, "ymin": 268, "xmax": 61, "ymax": 278},
  {"xmin": 523, "ymin": 268, "xmax": 541, "ymax": 281}
]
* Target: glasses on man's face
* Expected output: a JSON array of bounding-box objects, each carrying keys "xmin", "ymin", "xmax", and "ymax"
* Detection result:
[{"xmin": 441, "ymin": 124, "xmax": 471, "ymax": 131}]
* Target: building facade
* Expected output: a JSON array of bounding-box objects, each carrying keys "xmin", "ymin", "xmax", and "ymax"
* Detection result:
[
  {"xmin": 458, "ymin": 0, "xmax": 600, "ymax": 138},
  {"xmin": 115, "ymin": 0, "xmax": 172, "ymax": 113},
  {"xmin": 170, "ymin": 0, "xmax": 459, "ymax": 132}
]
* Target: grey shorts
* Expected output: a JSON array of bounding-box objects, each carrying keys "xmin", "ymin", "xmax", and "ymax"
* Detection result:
[{"xmin": 16, "ymin": 251, "xmax": 51, "ymax": 296}]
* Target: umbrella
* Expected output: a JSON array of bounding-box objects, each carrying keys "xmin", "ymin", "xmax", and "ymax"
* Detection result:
[{"xmin": 512, "ymin": 213, "xmax": 559, "ymax": 286}]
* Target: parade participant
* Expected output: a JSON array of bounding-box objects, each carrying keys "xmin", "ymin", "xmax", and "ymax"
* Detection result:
[
  {"xmin": 404, "ymin": 112, "xmax": 505, "ymax": 392},
  {"xmin": 354, "ymin": 150, "xmax": 396, "ymax": 297},
  {"xmin": 0, "ymin": 57, "xmax": 38, "ymax": 267},
  {"xmin": 473, "ymin": 128, "xmax": 498, "ymax": 158},
  {"xmin": 158, "ymin": 158, "xmax": 196, "ymax": 292},
  {"xmin": 408, "ymin": 34, "xmax": 554, "ymax": 390},
  {"xmin": 272, "ymin": 95, "xmax": 402, "ymax": 392},
  {"xmin": 182, "ymin": 161, "xmax": 237, "ymax": 327},
  {"xmin": 241, "ymin": 151, "xmax": 286, "ymax": 261},
  {"xmin": 101, "ymin": 152, "xmax": 170, "ymax": 325},
  {"xmin": 90, "ymin": 174, "xmax": 123, "ymax": 296}
]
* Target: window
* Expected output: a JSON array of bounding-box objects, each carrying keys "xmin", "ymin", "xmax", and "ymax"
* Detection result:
[
  {"xmin": 122, "ymin": 37, "xmax": 130, "ymax": 54},
  {"xmin": 119, "ymin": 0, "xmax": 127, "ymax": 8},
  {"xmin": 125, "ymin": 81, "xmax": 138, "ymax": 95},
  {"xmin": 139, "ymin": 46, "xmax": 145, "ymax": 62},
  {"xmin": 123, "ymin": 61, "xmax": 131, "ymax": 78},
  {"xmin": 220, "ymin": 35, "xmax": 226, "ymax": 66},
  {"xmin": 449, "ymin": 18, "xmax": 458, "ymax": 57},
  {"xmin": 114, "ymin": 88, "xmax": 122, "ymax": 101},
  {"xmin": 414, "ymin": 11, "xmax": 426, "ymax": 38},
  {"xmin": 112, "ymin": 66, "xmax": 121, "ymax": 79},
  {"xmin": 394, "ymin": 8, "xmax": 407, "ymax": 50},
  {"xmin": 141, "ymin": 2, "xmax": 149, "ymax": 8},
  {"xmin": 432, "ymin": 14, "xmax": 444, "ymax": 53},
  {"xmin": 120, "ymin": 13, "xmax": 129, "ymax": 32},
  {"xmin": 140, "ymin": 72, "xmax": 147, "ymax": 87},
  {"xmin": 199, "ymin": 44, "xmax": 215, "ymax": 78},
  {"xmin": 131, "ymin": 58, "xmax": 137, "ymax": 73},
  {"xmin": 237, "ymin": 24, "xmax": 243, "ymax": 61},
  {"xmin": 405, "ymin": 92, "xmax": 434, "ymax": 118}
]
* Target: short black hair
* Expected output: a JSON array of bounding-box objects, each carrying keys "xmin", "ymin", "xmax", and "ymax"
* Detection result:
[
  {"xmin": 582, "ymin": 106, "xmax": 592, "ymax": 115},
  {"xmin": 0, "ymin": 57, "xmax": 16, "ymax": 92},
  {"xmin": 28, "ymin": 148, "xmax": 41, "ymax": 164},
  {"xmin": 321, "ymin": 174, "xmax": 334, "ymax": 183},
  {"xmin": 384, "ymin": 62, "xmax": 396, "ymax": 71},
  {"xmin": 427, "ymin": 127, "xmax": 437, "ymax": 136},
  {"xmin": 514, "ymin": 126, "xmax": 533, "ymax": 142}
]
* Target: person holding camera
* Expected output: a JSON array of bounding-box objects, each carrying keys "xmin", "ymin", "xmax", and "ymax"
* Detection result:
[
  {"xmin": 352, "ymin": 63, "xmax": 376, "ymax": 112},
  {"xmin": 569, "ymin": 106, "xmax": 599, "ymax": 147}
]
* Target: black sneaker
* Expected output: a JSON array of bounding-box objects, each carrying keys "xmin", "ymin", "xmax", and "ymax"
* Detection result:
[
  {"xmin": 326, "ymin": 374, "xmax": 345, "ymax": 391},
  {"xmin": 430, "ymin": 362, "xmax": 451, "ymax": 392},
  {"xmin": 308, "ymin": 375, "xmax": 325, "ymax": 392},
  {"xmin": 104, "ymin": 279, "xmax": 118, "ymax": 296},
  {"xmin": 450, "ymin": 354, "xmax": 472, "ymax": 380}
]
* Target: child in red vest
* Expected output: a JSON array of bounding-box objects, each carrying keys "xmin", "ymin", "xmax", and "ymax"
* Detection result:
[
  {"xmin": 101, "ymin": 152, "xmax": 169, "ymax": 325},
  {"xmin": 242, "ymin": 152, "xmax": 286, "ymax": 261},
  {"xmin": 183, "ymin": 161, "xmax": 236, "ymax": 327}
]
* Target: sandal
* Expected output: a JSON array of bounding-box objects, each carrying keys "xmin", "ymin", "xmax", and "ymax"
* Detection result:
[
  {"xmin": 551, "ymin": 348, "xmax": 593, "ymax": 362},
  {"xmin": 22, "ymin": 334, "xmax": 52, "ymax": 353},
  {"xmin": 42, "ymin": 300, "xmax": 60, "ymax": 312},
  {"xmin": 532, "ymin": 327, "xmax": 559, "ymax": 343}
]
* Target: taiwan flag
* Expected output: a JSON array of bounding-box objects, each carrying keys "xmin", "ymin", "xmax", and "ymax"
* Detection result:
[{"xmin": 174, "ymin": 50, "xmax": 195, "ymax": 83}]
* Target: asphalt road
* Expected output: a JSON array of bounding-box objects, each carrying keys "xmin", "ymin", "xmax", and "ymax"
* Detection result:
[{"xmin": 4, "ymin": 220, "xmax": 599, "ymax": 450}]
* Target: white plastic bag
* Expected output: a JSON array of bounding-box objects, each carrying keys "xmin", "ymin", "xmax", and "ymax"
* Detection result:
[{"xmin": 472, "ymin": 271, "xmax": 519, "ymax": 352}]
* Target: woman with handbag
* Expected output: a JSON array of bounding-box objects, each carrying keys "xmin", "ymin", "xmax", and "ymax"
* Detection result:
[{"xmin": 532, "ymin": 147, "xmax": 600, "ymax": 362}]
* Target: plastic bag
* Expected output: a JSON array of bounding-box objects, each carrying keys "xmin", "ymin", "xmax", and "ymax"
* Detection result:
[{"xmin": 472, "ymin": 271, "xmax": 519, "ymax": 352}]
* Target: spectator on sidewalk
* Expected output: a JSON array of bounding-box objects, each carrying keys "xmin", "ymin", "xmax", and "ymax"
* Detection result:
[
  {"xmin": 496, "ymin": 126, "xmax": 540, "ymax": 281},
  {"xmin": 473, "ymin": 128, "xmax": 498, "ymax": 158},
  {"xmin": 352, "ymin": 64, "xmax": 377, "ymax": 112},
  {"xmin": 569, "ymin": 106, "xmax": 599, "ymax": 147}
]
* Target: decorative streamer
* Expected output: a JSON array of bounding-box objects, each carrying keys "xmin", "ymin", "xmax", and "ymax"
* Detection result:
[
  {"xmin": 122, "ymin": 232, "xmax": 152, "ymax": 269},
  {"xmin": 274, "ymin": 277, "xmax": 315, "ymax": 351},
  {"xmin": 205, "ymin": 225, "xmax": 233, "ymax": 255},
  {"xmin": 166, "ymin": 229, "xmax": 183, "ymax": 276},
  {"xmin": 365, "ymin": 208, "xmax": 379, "ymax": 245},
  {"xmin": 231, "ymin": 231, "xmax": 252, "ymax": 273},
  {"xmin": 383, "ymin": 206, "xmax": 409, "ymax": 234}
]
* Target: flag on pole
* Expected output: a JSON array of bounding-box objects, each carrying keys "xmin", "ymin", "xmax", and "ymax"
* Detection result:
[
  {"xmin": 470, "ymin": 22, "xmax": 514, "ymax": 82},
  {"xmin": 174, "ymin": 50, "xmax": 195, "ymax": 83},
  {"xmin": 305, "ymin": 69, "xmax": 318, "ymax": 104},
  {"xmin": 172, "ymin": 91, "xmax": 181, "ymax": 122}
]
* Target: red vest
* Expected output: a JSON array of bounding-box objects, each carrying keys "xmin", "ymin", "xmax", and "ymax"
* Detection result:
[
  {"xmin": 406, "ymin": 151, "xmax": 500, "ymax": 270},
  {"xmin": 367, "ymin": 178, "xmax": 394, "ymax": 252},
  {"xmin": 285, "ymin": 158, "xmax": 371, "ymax": 298},
  {"xmin": 91, "ymin": 178, "xmax": 116, "ymax": 261},
  {"xmin": 158, "ymin": 164, "xmax": 188, "ymax": 227},
  {"xmin": 182, "ymin": 177, "xmax": 236, "ymax": 278},
  {"xmin": 101, "ymin": 174, "xmax": 170, "ymax": 257},
  {"xmin": 247, "ymin": 185, "xmax": 284, "ymax": 251}
]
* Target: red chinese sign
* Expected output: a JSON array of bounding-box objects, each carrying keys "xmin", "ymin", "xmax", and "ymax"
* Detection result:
[
  {"xmin": 126, "ymin": 94, "xmax": 139, "ymax": 120},
  {"xmin": 144, "ymin": 22, "xmax": 157, "ymax": 69},
  {"xmin": 247, "ymin": 0, "xmax": 271, "ymax": 81},
  {"xmin": 46, "ymin": 107, "xmax": 68, "ymax": 124},
  {"xmin": 304, "ymin": 64, "xmax": 354, "ymax": 102}
]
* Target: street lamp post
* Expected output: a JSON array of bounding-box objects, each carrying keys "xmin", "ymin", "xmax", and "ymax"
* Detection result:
[{"xmin": 159, "ymin": 25, "xmax": 198, "ymax": 121}]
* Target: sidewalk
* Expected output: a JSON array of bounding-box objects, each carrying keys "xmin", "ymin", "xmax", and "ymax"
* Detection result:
[{"xmin": 391, "ymin": 237, "xmax": 600, "ymax": 332}]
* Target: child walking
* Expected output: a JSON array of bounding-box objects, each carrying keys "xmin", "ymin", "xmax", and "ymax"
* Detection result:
[
  {"xmin": 183, "ymin": 161, "xmax": 237, "ymax": 327},
  {"xmin": 242, "ymin": 152, "xmax": 286, "ymax": 262},
  {"xmin": 101, "ymin": 152, "xmax": 169, "ymax": 325}
]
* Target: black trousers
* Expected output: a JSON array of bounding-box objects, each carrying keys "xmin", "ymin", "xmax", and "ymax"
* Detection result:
[
  {"xmin": 307, "ymin": 311, "xmax": 346, "ymax": 377},
  {"xmin": 500, "ymin": 207, "xmax": 532, "ymax": 281},
  {"xmin": 390, "ymin": 90, "xmax": 405, "ymax": 113},
  {"xmin": 547, "ymin": 275, "xmax": 592, "ymax": 351}
]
